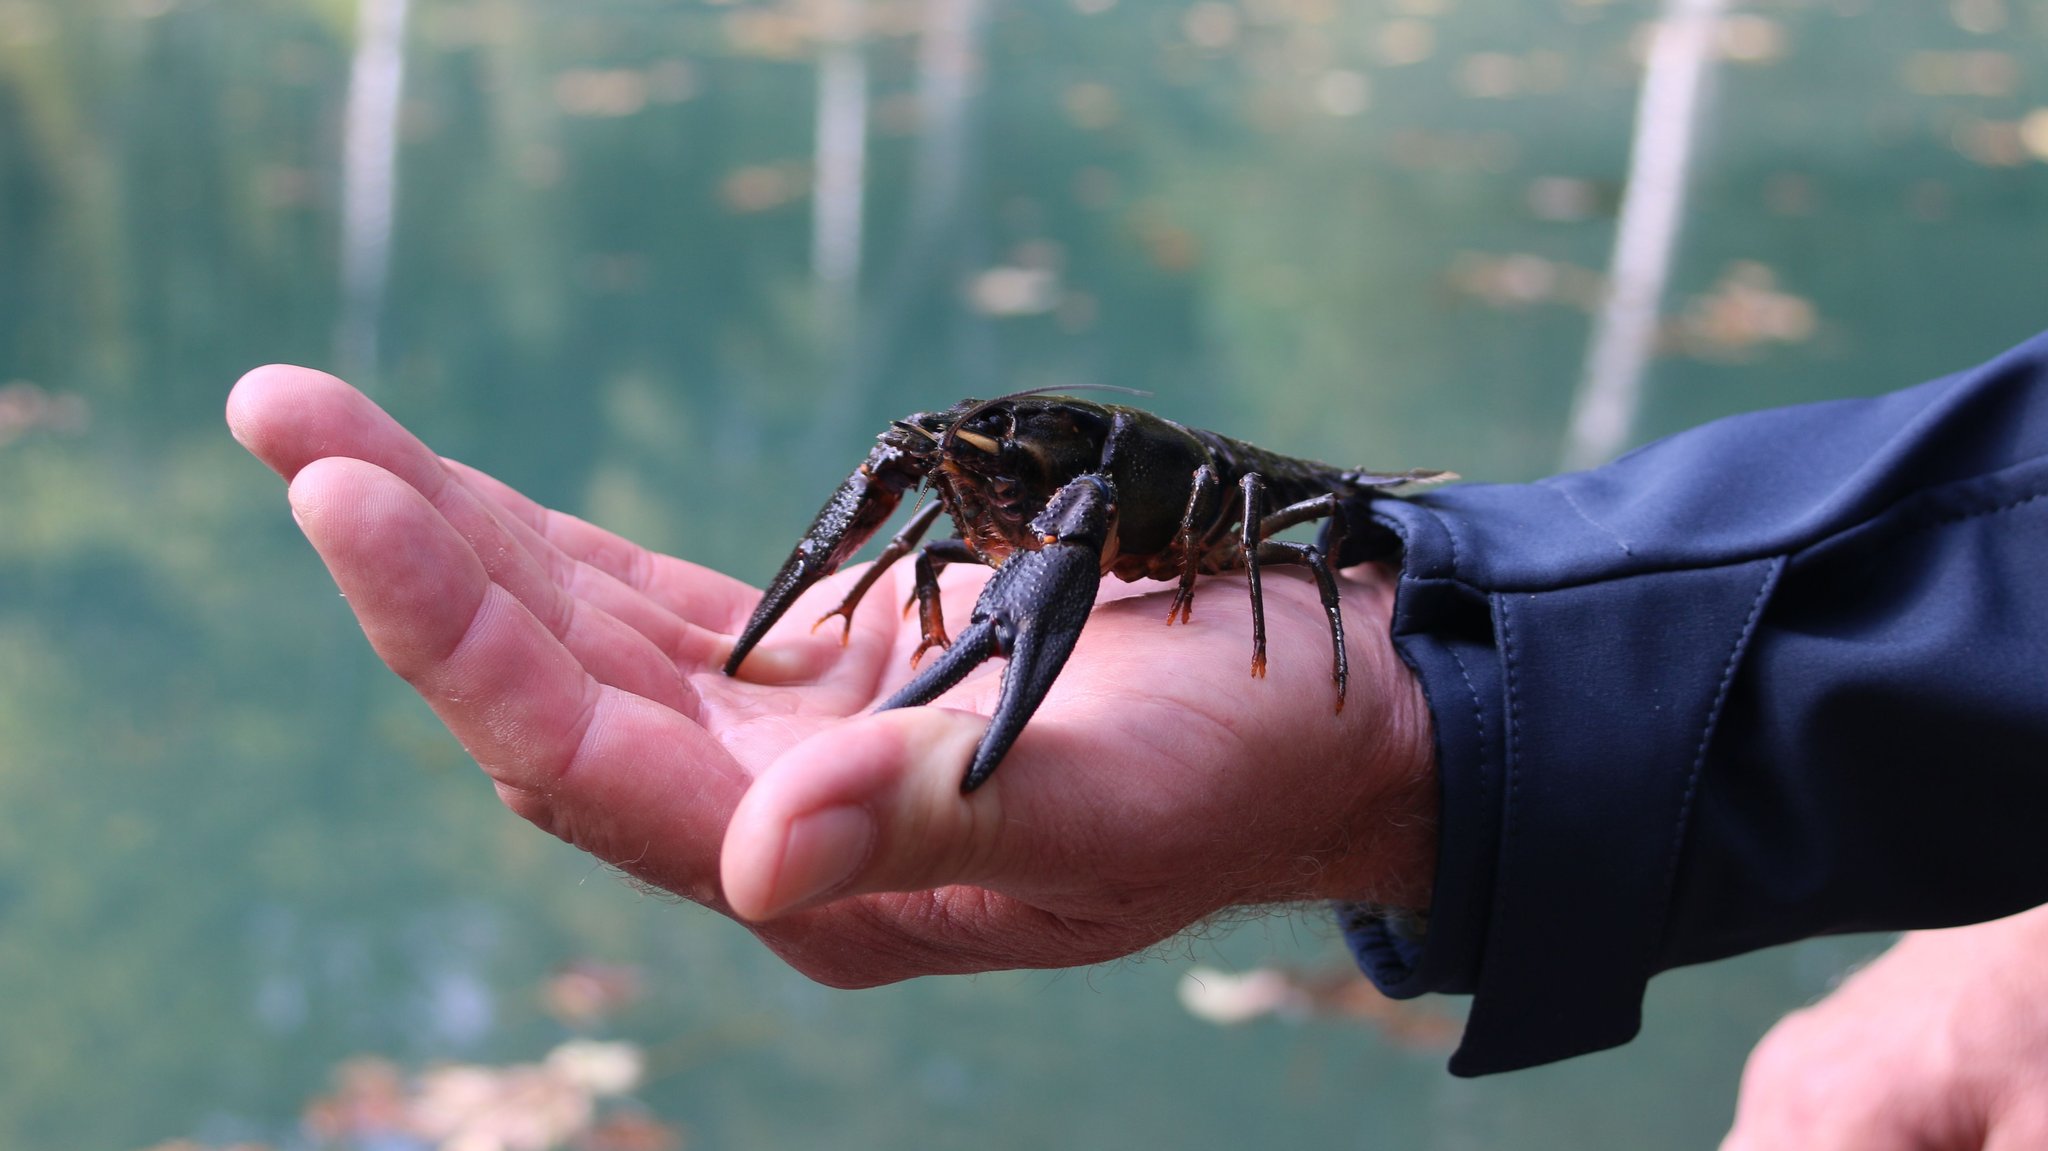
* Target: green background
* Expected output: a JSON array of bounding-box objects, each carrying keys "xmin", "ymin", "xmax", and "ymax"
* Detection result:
[{"xmin": 2, "ymin": 0, "xmax": 2045, "ymax": 1146}]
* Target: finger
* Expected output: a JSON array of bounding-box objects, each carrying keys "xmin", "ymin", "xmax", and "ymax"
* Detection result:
[
  {"xmin": 445, "ymin": 457, "xmax": 759, "ymax": 636},
  {"xmin": 719, "ymin": 707, "xmax": 1015, "ymax": 921},
  {"xmin": 231, "ymin": 363, "xmax": 740, "ymax": 650},
  {"xmin": 288, "ymin": 456, "xmax": 747, "ymax": 904},
  {"xmin": 420, "ymin": 474, "xmax": 702, "ymax": 715},
  {"xmin": 722, "ymin": 704, "xmax": 1200, "ymax": 985},
  {"xmin": 228, "ymin": 364, "xmax": 446, "ymax": 491},
  {"xmin": 448, "ymin": 450, "xmax": 912, "ymax": 697},
  {"xmin": 231, "ymin": 365, "xmax": 829, "ymax": 702},
  {"xmin": 231, "ymin": 365, "xmax": 700, "ymax": 711},
  {"xmin": 440, "ymin": 459, "xmax": 732, "ymax": 672}
]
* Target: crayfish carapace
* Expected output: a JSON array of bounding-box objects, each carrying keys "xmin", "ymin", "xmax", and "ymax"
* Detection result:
[{"xmin": 723, "ymin": 390, "xmax": 1453, "ymax": 791}]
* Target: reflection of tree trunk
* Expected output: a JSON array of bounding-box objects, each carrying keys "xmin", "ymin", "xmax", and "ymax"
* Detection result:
[
  {"xmin": 813, "ymin": 0, "xmax": 868, "ymax": 360},
  {"xmin": 337, "ymin": 0, "xmax": 411, "ymax": 383},
  {"xmin": 901, "ymin": 0, "xmax": 981, "ymax": 275},
  {"xmin": 811, "ymin": 0, "xmax": 988, "ymax": 458},
  {"xmin": 0, "ymin": 24, "xmax": 131, "ymax": 394},
  {"xmin": 1562, "ymin": 0, "xmax": 1722, "ymax": 471}
]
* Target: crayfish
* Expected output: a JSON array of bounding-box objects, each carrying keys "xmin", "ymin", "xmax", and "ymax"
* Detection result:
[{"xmin": 723, "ymin": 390, "xmax": 1453, "ymax": 791}]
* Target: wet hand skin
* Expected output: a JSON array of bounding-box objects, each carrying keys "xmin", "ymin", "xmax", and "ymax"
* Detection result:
[{"xmin": 227, "ymin": 363, "xmax": 1438, "ymax": 989}]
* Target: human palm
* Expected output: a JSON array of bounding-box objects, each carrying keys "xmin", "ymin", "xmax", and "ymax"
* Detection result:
[{"xmin": 228, "ymin": 365, "xmax": 1436, "ymax": 987}]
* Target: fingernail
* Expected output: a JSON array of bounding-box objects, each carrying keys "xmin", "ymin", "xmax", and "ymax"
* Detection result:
[{"xmin": 764, "ymin": 805, "xmax": 874, "ymax": 916}]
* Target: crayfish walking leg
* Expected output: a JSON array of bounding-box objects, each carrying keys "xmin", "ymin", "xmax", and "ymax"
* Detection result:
[
  {"xmin": 1237, "ymin": 474, "xmax": 1350, "ymax": 711},
  {"xmin": 1164, "ymin": 464, "xmax": 1222, "ymax": 626},
  {"xmin": 810, "ymin": 500, "xmax": 948, "ymax": 644}
]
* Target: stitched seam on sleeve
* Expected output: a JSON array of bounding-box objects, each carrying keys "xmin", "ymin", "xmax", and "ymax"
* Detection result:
[
  {"xmin": 1444, "ymin": 641, "xmax": 1492, "ymax": 822},
  {"xmin": 1483, "ymin": 469, "xmax": 2048, "ymax": 594},
  {"xmin": 1440, "ymin": 507, "xmax": 1463, "ymax": 572},
  {"xmin": 1653, "ymin": 557, "xmax": 1783, "ymax": 946},
  {"xmin": 1799, "ymin": 482, "xmax": 2047, "ymax": 566},
  {"xmin": 1924, "ymin": 488, "xmax": 2045, "ymax": 530},
  {"xmin": 1494, "ymin": 598, "xmax": 1524, "ymax": 925},
  {"xmin": 1783, "ymin": 486, "xmax": 2045, "ymax": 606},
  {"xmin": 1545, "ymin": 482, "xmax": 1635, "ymax": 556}
]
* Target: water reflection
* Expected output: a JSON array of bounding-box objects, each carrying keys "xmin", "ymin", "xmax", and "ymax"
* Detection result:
[
  {"xmin": 1564, "ymin": 0, "xmax": 1723, "ymax": 471},
  {"xmin": 337, "ymin": 0, "xmax": 412, "ymax": 380},
  {"xmin": 809, "ymin": 0, "xmax": 867, "ymax": 350},
  {"xmin": 3, "ymin": 0, "xmax": 2046, "ymax": 1147}
]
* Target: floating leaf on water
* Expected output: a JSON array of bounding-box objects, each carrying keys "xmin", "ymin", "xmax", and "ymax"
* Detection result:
[
  {"xmin": 1177, "ymin": 964, "xmax": 1461, "ymax": 1050},
  {"xmin": 542, "ymin": 961, "xmax": 646, "ymax": 1029}
]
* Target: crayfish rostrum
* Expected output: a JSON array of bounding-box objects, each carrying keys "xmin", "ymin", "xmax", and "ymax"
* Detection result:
[{"xmin": 723, "ymin": 390, "xmax": 1453, "ymax": 791}]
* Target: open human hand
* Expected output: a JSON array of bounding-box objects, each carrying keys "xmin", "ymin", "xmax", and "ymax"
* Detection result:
[{"xmin": 227, "ymin": 365, "xmax": 1437, "ymax": 987}]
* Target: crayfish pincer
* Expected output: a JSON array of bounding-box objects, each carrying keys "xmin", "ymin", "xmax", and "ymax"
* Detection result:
[{"xmin": 722, "ymin": 389, "xmax": 1453, "ymax": 792}]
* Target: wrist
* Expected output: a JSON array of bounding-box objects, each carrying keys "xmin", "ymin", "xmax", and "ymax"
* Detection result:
[{"xmin": 1306, "ymin": 562, "xmax": 1439, "ymax": 909}]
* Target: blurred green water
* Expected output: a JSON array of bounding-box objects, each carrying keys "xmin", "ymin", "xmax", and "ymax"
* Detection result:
[{"xmin": 2, "ymin": 0, "xmax": 2045, "ymax": 1146}]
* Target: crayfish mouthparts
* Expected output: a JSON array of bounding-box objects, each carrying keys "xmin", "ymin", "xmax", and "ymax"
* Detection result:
[{"xmin": 722, "ymin": 391, "xmax": 1451, "ymax": 790}]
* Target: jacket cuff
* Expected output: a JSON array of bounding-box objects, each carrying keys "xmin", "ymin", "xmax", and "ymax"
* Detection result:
[{"xmin": 1343, "ymin": 493, "xmax": 1779, "ymax": 1076}]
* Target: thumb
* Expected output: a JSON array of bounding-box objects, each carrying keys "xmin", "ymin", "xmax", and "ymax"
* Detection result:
[{"xmin": 721, "ymin": 708, "xmax": 1015, "ymax": 921}]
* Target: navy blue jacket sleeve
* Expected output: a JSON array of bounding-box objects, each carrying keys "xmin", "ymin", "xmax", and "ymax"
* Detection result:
[{"xmin": 1343, "ymin": 331, "xmax": 2048, "ymax": 1076}]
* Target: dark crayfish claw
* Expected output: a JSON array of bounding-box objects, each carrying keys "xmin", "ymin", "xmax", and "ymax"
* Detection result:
[
  {"xmin": 723, "ymin": 439, "xmax": 924, "ymax": 677},
  {"xmin": 877, "ymin": 474, "xmax": 1116, "ymax": 792}
]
